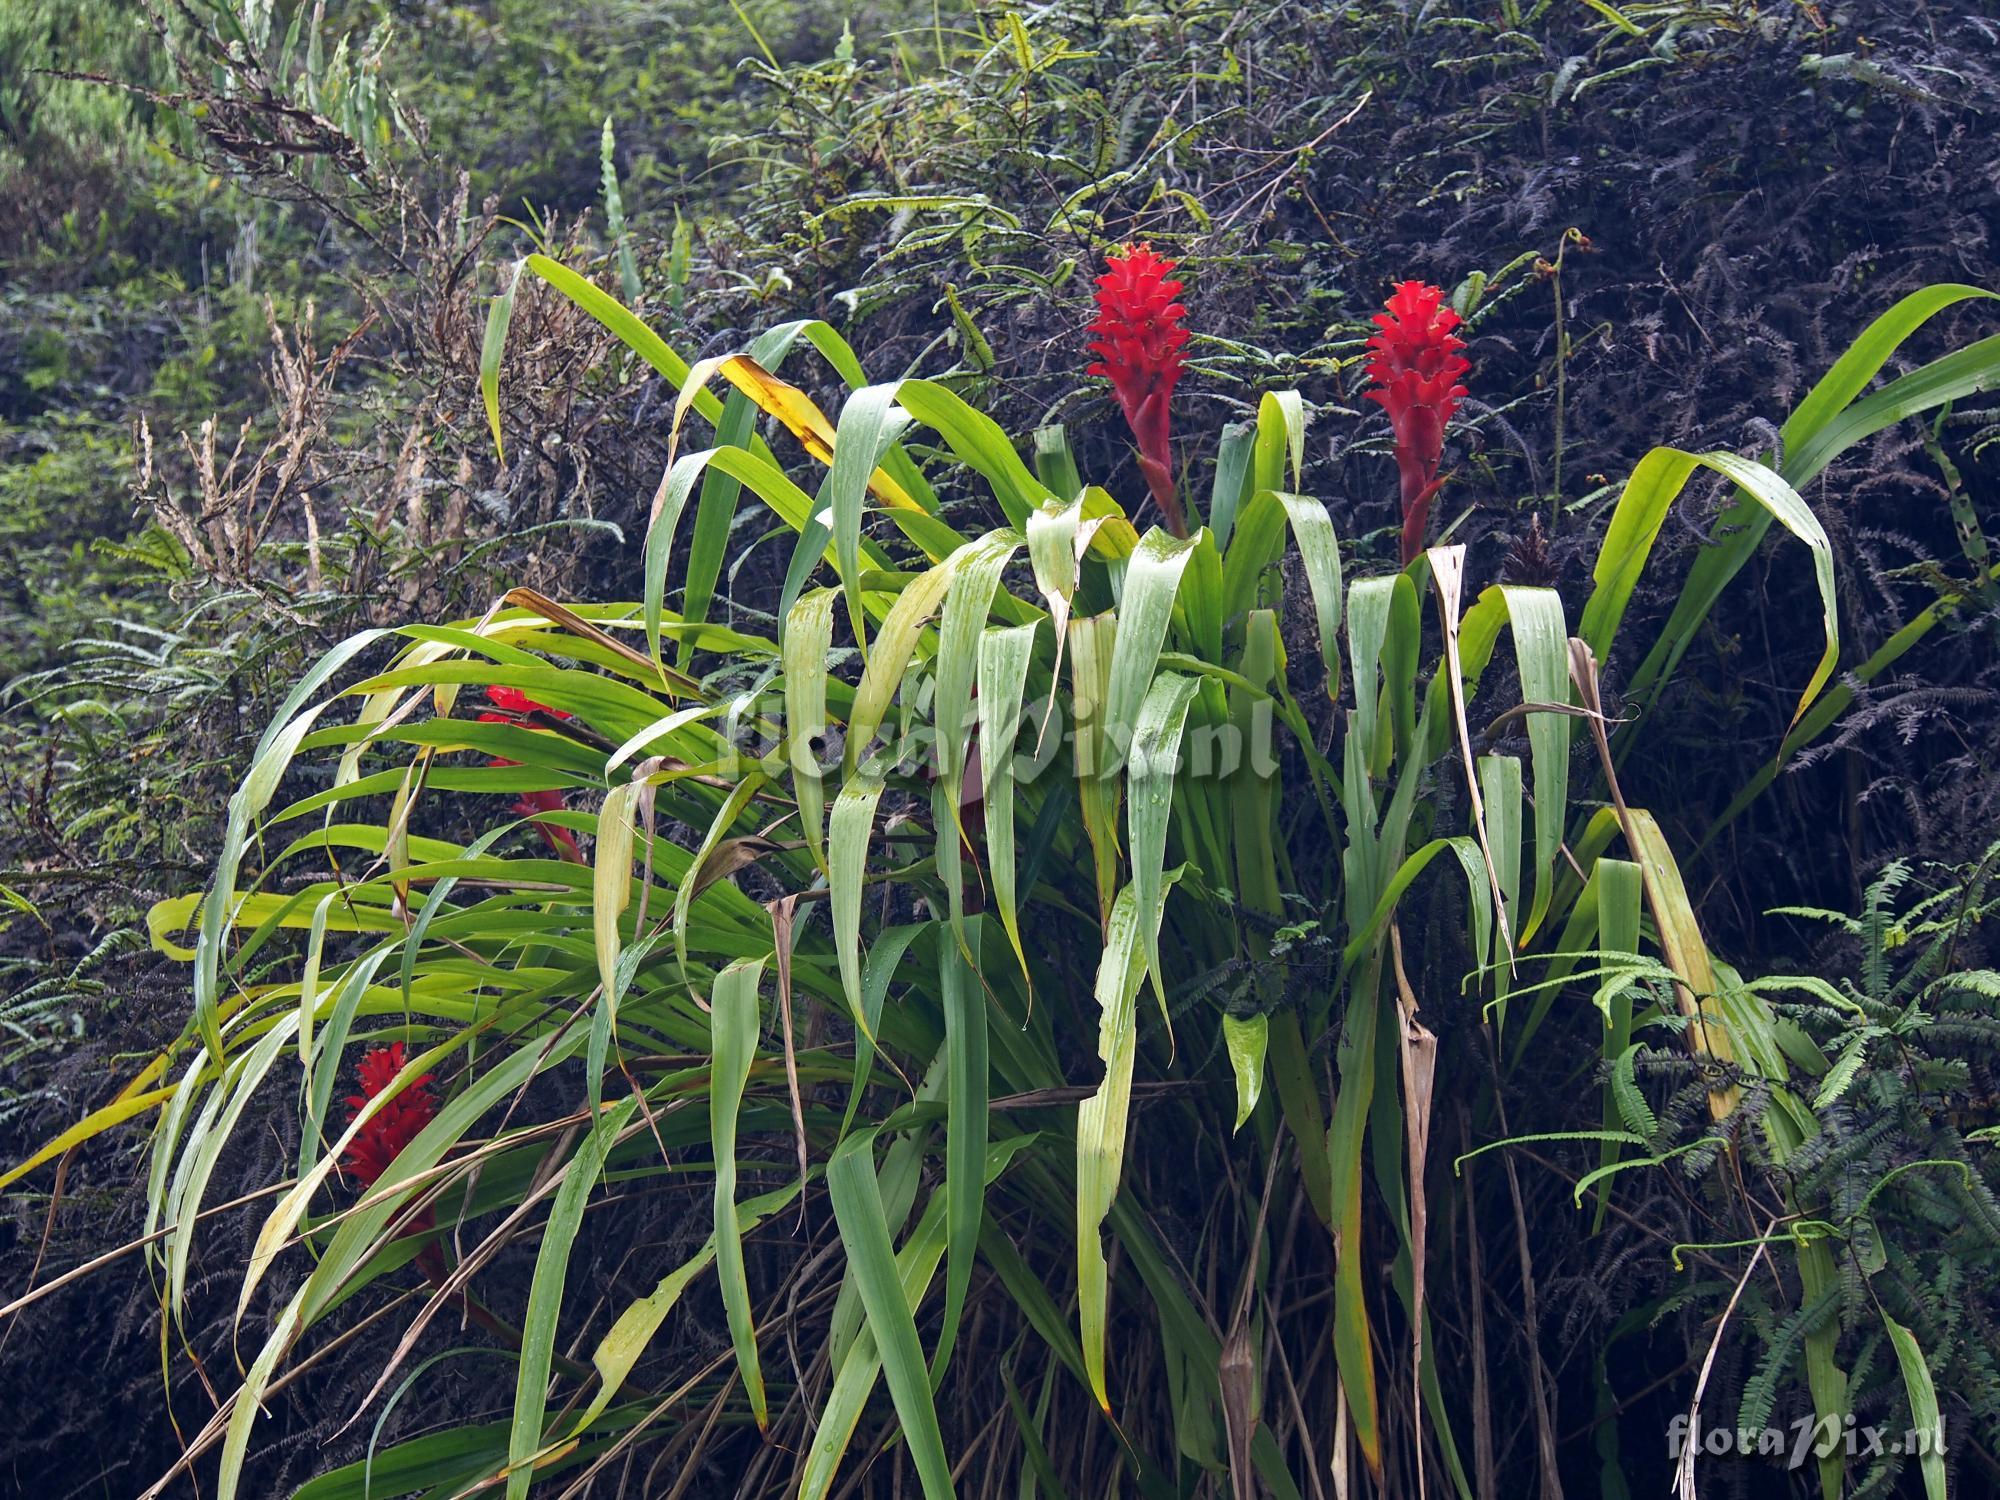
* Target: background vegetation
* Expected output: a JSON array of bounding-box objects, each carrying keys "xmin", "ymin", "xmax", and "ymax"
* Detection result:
[{"xmin": 2, "ymin": 1, "xmax": 1997, "ymax": 1496}]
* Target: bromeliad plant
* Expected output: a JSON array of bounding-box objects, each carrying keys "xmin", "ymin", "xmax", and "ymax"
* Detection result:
[{"xmin": 10, "ymin": 261, "xmax": 1997, "ymax": 1498}]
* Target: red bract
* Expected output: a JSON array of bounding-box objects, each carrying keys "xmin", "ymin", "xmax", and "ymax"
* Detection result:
[
  {"xmin": 507, "ymin": 787, "xmax": 581, "ymax": 860},
  {"xmin": 474, "ymin": 687, "xmax": 583, "ymax": 862},
  {"xmin": 1088, "ymin": 244, "xmax": 1190, "ymax": 536},
  {"xmin": 478, "ymin": 685, "xmax": 571, "ymax": 723},
  {"xmin": 1365, "ymin": 280, "xmax": 1471, "ymax": 565},
  {"xmin": 342, "ymin": 1042, "xmax": 437, "ymax": 1189}
]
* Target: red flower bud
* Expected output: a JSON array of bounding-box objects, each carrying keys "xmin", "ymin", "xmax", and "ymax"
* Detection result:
[
  {"xmin": 1088, "ymin": 244, "xmax": 1190, "ymax": 536},
  {"xmin": 342, "ymin": 1042, "xmax": 438, "ymax": 1189},
  {"xmin": 1364, "ymin": 281, "xmax": 1471, "ymax": 565}
]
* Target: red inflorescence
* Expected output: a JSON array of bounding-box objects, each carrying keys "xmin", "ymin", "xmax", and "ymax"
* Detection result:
[
  {"xmin": 1364, "ymin": 281, "xmax": 1472, "ymax": 565},
  {"xmin": 1087, "ymin": 244, "xmax": 1191, "ymax": 536},
  {"xmin": 477, "ymin": 685, "xmax": 572, "ymax": 723},
  {"xmin": 342, "ymin": 1042, "xmax": 438, "ymax": 1188},
  {"xmin": 475, "ymin": 687, "xmax": 583, "ymax": 862}
]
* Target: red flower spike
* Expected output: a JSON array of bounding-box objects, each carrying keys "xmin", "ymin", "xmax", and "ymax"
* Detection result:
[
  {"xmin": 477, "ymin": 685, "xmax": 571, "ymax": 724},
  {"xmin": 1364, "ymin": 281, "xmax": 1471, "ymax": 565},
  {"xmin": 1088, "ymin": 244, "xmax": 1190, "ymax": 536},
  {"xmin": 473, "ymin": 687, "xmax": 583, "ymax": 862},
  {"xmin": 342, "ymin": 1042, "xmax": 438, "ymax": 1189},
  {"xmin": 510, "ymin": 787, "xmax": 584, "ymax": 862}
]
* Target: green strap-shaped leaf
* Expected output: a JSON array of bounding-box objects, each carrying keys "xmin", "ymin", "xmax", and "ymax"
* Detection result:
[
  {"xmin": 664, "ymin": 326, "xmax": 843, "ymax": 670},
  {"xmin": 1458, "ymin": 584, "xmax": 1572, "ymax": 942},
  {"xmin": 1077, "ymin": 882, "xmax": 1152, "ymax": 1412},
  {"xmin": 1338, "ymin": 836, "xmax": 1491, "ymax": 983},
  {"xmin": 169, "ymin": 1015, "xmax": 301, "ymax": 1321},
  {"xmin": 933, "ymin": 903, "xmax": 984, "ymax": 1385},
  {"xmin": 845, "ymin": 543, "xmax": 970, "ymax": 778},
  {"xmin": 301, "ymin": 943, "xmax": 401, "ymax": 1181},
  {"xmin": 1032, "ymin": 422, "xmax": 1083, "ymax": 498},
  {"xmin": 1703, "ymin": 557, "xmax": 2000, "ymax": 845},
  {"xmin": 1104, "ymin": 527, "xmax": 1201, "ymax": 764},
  {"xmin": 1791, "ymin": 286, "xmax": 1997, "ymax": 448},
  {"xmin": 831, "ymin": 775, "xmax": 888, "ymax": 1050},
  {"xmin": 480, "ymin": 260, "xmax": 525, "ymax": 460},
  {"xmin": 672, "ymin": 773, "xmax": 765, "ymax": 978},
  {"xmin": 777, "ymin": 473, "xmax": 839, "ymax": 638},
  {"xmin": 1476, "ymin": 754, "xmax": 1522, "ymax": 1012},
  {"xmin": 1252, "ymin": 389, "xmax": 1307, "ymax": 495},
  {"xmin": 1380, "ymin": 571, "xmax": 1422, "ymax": 768},
  {"xmin": 1508, "ymin": 587, "xmax": 1573, "ymax": 941},
  {"xmin": 1025, "ymin": 492, "xmax": 1086, "ymax": 743},
  {"xmin": 140, "ymin": 1056, "xmax": 206, "ymax": 1247},
  {"xmin": 677, "ymin": 385, "xmax": 760, "ymax": 671},
  {"xmin": 1217, "ymin": 487, "xmax": 1340, "ymax": 657},
  {"xmin": 1883, "ymin": 1313, "xmax": 1947, "ymax": 1500},
  {"xmin": 978, "ymin": 622, "xmax": 1040, "ymax": 989},
  {"xmin": 828, "ymin": 1046, "xmax": 947, "ymax": 1370},
  {"xmin": 1787, "ymin": 329, "xmax": 2000, "ymax": 491},
  {"xmin": 1180, "ymin": 527, "xmax": 1226, "ymax": 662},
  {"xmin": 1796, "ymin": 1236, "xmax": 1850, "ymax": 1500},
  {"xmin": 525, "ymin": 253, "xmax": 710, "ymax": 411},
  {"xmin": 294, "ymin": 1421, "xmax": 511, "ymax": 1500},
  {"xmin": 934, "ymin": 531, "xmax": 1023, "ymax": 842},
  {"xmin": 1027, "ymin": 494, "xmax": 1082, "ymax": 630},
  {"xmin": 506, "ymin": 1095, "xmax": 639, "ymax": 1499},
  {"xmin": 825, "ymin": 1129, "xmax": 959, "ymax": 1499},
  {"xmin": 803, "ymin": 1192, "xmax": 951, "ymax": 1500},
  {"xmin": 1207, "ymin": 420, "xmax": 1256, "ymax": 551},
  {"xmin": 645, "ymin": 444, "xmax": 845, "ymax": 668},
  {"xmin": 1591, "ymin": 856, "xmax": 1644, "ymax": 1231},
  {"xmin": 1130, "ymin": 672, "xmax": 1197, "ymax": 1030},
  {"xmin": 1346, "ymin": 575, "xmax": 1398, "ymax": 780},
  {"xmin": 843, "ymin": 922, "xmax": 929, "ymax": 1139},
  {"xmin": 1578, "ymin": 448, "xmax": 1837, "ymax": 728},
  {"xmin": 896, "ymin": 377, "xmax": 1056, "ymax": 528},
  {"xmin": 1219, "ymin": 487, "xmax": 1289, "ymax": 620},
  {"xmin": 1230, "ymin": 610, "xmax": 1285, "ymax": 921},
  {"xmin": 783, "ymin": 588, "xmax": 838, "ymax": 876},
  {"xmin": 829, "ymin": 385, "xmax": 913, "ymax": 655},
  {"xmin": 594, "ymin": 777, "xmax": 641, "ymax": 1010},
  {"xmin": 1070, "ymin": 612, "xmax": 1123, "ymax": 923},
  {"xmin": 806, "ymin": 1134, "xmax": 1035, "ymax": 1500},
  {"xmin": 296, "ymin": 888, "xmax": 337, "ymax": 1066},
  {"xmin": 1627, "ymin": 284, "xmax": 1997, "ymax": 715},
  {"xmin": 710, "ymin": 955, "xmax": 770, "ymax": 1429},
  {"xmin": 1221, "ymin": 1012, "xmax": 1267, "ymax": 1133},
  {"xmin": 1276, "ymin": 492, "xmax": 1344, "ymax": 700}
]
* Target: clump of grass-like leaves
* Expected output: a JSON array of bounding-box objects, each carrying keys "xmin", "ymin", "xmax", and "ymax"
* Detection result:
[{"xmin": 7, "ymin": 259, "xmax": 1998, "ymax": 1499}]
